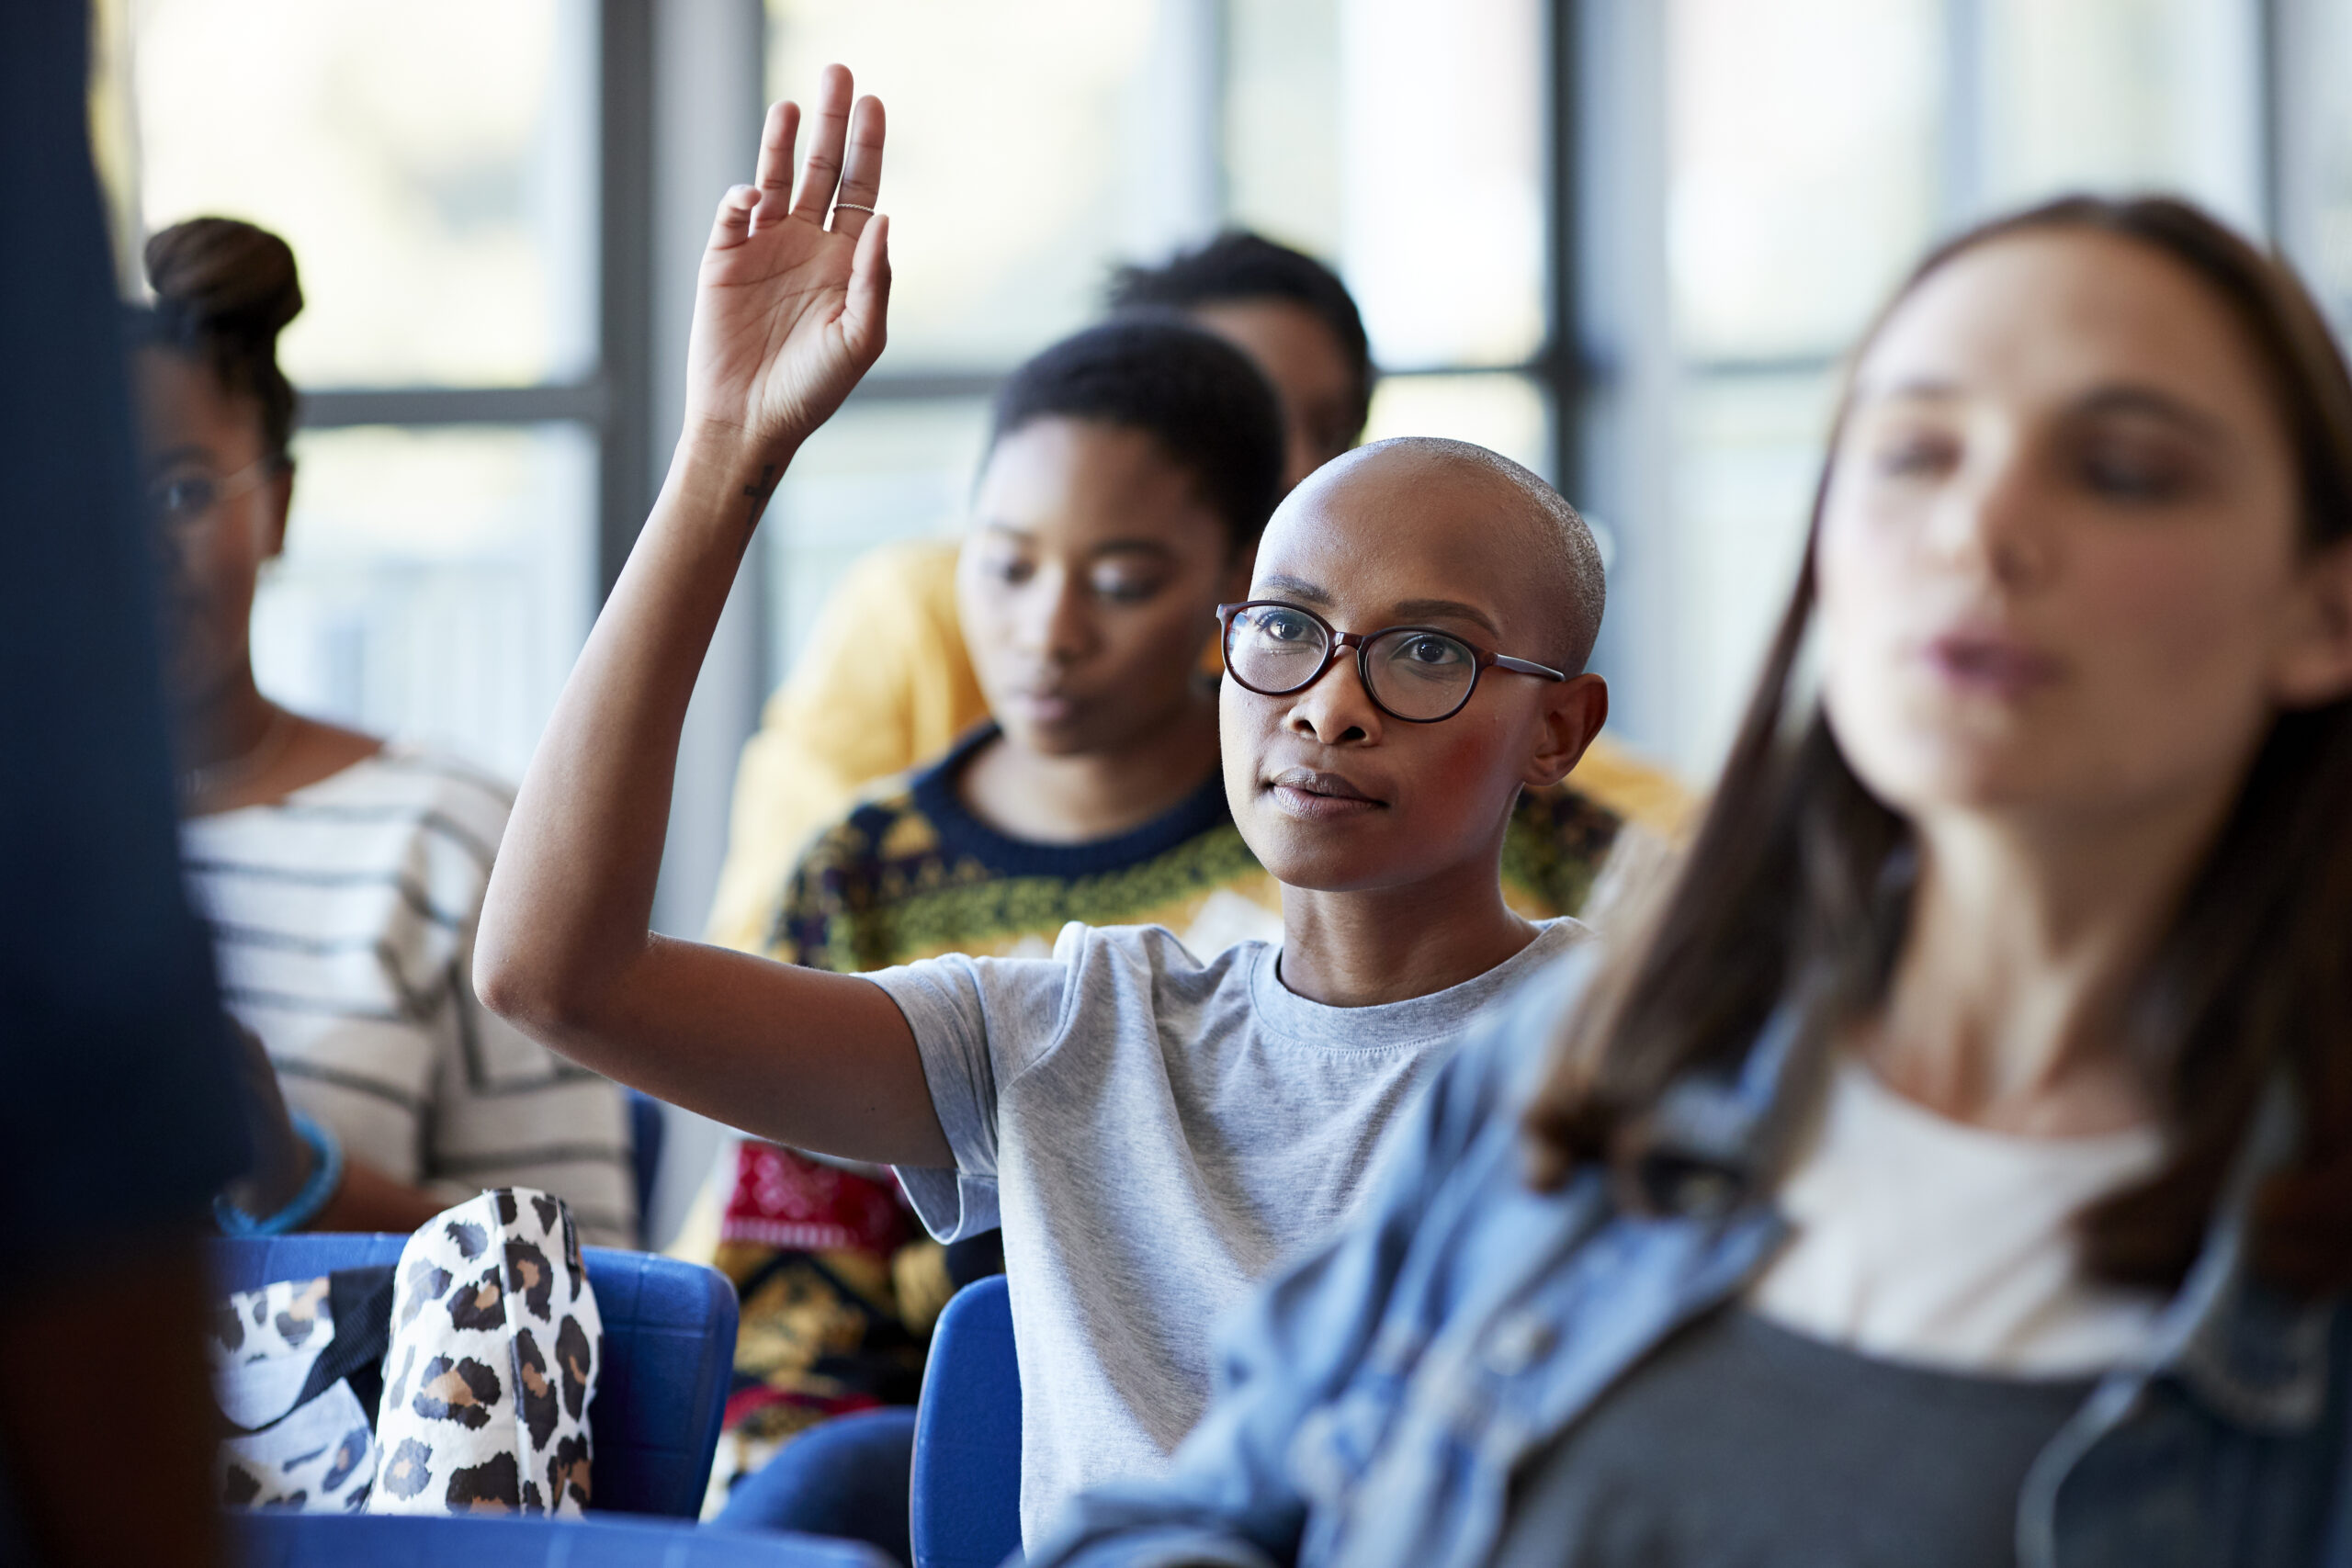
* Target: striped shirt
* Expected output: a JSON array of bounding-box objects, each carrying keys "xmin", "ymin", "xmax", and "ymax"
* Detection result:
[{"xmin": 181, "ymin": 745, "xmax": 636, "ymax": 1247}]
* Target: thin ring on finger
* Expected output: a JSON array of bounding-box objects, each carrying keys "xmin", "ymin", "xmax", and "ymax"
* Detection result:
[{"xmin": 832, "ymin": 202, "xmax": 876, "ymax": 215}]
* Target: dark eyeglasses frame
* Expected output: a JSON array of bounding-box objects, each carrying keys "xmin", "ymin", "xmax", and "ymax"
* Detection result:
[
  {"xmin": 1214, "ymin": 600, "xmax": 1566, "ymax": 724},
  {"xmin": 146, "ymin": 455, "xmax": 279, "ymax": 536}
]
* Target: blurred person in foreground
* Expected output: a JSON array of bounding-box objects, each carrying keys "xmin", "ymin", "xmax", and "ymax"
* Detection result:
[
  {"xmin": 131, "ymin": 216, "xmax": 638, "ymax": 1247},
  {"xmin": 1028, "ymin": 196, "xmax": 2352, "ymax": 1568},
  {"xmin": 0, "ymin": 2, "xmax": 246, "ymax": 1561},
  {"xmin": 700, "ymin": 230, "xmax": 1688, "ymax": 962}
]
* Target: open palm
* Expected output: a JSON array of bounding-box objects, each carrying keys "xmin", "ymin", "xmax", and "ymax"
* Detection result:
[{"xmin": 684, "ymin": 64, "xmax": 889, "ymax": 462}]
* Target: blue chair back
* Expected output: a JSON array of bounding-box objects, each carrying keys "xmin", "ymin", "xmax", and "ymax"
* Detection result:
[
  {"xmin": 627, "ymin": 1089, "xmax": 667, "ymax": 1246},
  {"xmin": 910, "ymin": 1275, "xmax": 1022, "ymax": 1568},
  {"xmin": 209, "ymin": 1235, "xmax": 737, "ymax": 1517},
  {"xmin": 232, "ymin": 1512, "xmax": 891, "ymax": 1566}
]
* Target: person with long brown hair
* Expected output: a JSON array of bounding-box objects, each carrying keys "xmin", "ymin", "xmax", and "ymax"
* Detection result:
[{"xmin": 1023, "ymin": 195, "xmax": 2352, "ymax": 1567}]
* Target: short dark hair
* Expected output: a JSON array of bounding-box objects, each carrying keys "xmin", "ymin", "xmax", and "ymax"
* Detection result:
[
  {"xmin": 986, "ymin": 316, "xmax": 1285, "ymax": 551},
  {"xmin": 130, "ymin": 217, "xmax": 304, "ymax": 468},
  {"xmin": 1108, "ymin": 231, "xmax": 1374, "ymax": 440}
]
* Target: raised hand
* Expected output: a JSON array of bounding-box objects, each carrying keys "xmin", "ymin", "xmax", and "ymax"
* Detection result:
[
  {"xmin": 479, "ymin": 64, "xmax": 953, "ymax": 1176},
  {"xmin": 683, "ymin": 64, "xmax": 889, "ymax": 484}
]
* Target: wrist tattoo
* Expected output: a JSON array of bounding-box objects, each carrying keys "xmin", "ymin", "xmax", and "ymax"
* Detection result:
[{"xmin": 742, "ymin": 463, "xmax": 780, "ymax": 528}]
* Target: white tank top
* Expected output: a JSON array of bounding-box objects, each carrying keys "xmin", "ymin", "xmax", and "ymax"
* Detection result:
[{"xmin": 1749, "ymin": 1055, "xmax": 2166, "ymax": 1375}]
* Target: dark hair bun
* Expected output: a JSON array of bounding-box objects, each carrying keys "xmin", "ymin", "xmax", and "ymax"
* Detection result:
[
  {"xmin": 139, "ymin": 217, "xmax": 304, "ymax": 462},
  {"xmin": 145, "ymin": 217, "xmax": 303, "ymax": 344}
]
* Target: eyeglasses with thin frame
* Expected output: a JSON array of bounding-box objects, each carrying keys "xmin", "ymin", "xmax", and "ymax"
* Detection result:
[
  {"xmin": 1216, "ymin": 600, "xmax": 1566, "ymax": 724},
  {"xmin": 146, "ymin": 455, "xmax": 276, "ymax": 538}
]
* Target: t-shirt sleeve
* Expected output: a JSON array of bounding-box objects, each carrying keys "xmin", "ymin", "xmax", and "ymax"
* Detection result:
[{"xmin": 867, "ymin": 936, "xmax": 1080, "ymax": 1242}]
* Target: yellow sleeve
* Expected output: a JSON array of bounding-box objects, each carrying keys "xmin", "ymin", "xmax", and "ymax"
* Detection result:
[
  {"xmin": 703, "ymin": 539, "xmax": 990, "ymax": 952},
  {"xmin": 1563, "ymin": 733, "xmax": 1698, "ymax": 842}
]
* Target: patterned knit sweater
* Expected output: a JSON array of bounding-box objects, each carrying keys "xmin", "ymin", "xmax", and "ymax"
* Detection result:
[{"xmin": 759, "ymin": 723, "xmax": 1624, "ymax": 971}]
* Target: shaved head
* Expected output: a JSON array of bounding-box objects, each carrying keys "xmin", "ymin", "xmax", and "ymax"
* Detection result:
[
  {"xmin": 1295, "ymin": 436, "xmax": 1605, "ymax": 671},
  {"xmin": 1225, "ymin": 434, "xmax": 1612, "ymax": 898}
]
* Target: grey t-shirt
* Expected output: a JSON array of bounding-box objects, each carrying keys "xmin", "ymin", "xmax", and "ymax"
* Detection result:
[{"xmin": 875, "ymin": 918, "xmax": 1585, "ymax": 1541}]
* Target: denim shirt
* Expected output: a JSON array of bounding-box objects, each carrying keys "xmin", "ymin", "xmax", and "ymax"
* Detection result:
[{"xmin": 1027, "ymin": 952, "xmax": 2352, "ymax": 1568}]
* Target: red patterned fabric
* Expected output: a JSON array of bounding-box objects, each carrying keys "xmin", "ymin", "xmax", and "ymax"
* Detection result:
[
  {"xmin": 721, "ymin": 1142, "xmax": 909, "ymax": 1257},
  {"xmin": 721, "ymin": 1382, "xmax": 884, "ymax": 1432}
]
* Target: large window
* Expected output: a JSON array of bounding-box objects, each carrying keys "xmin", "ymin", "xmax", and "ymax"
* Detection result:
[
  {"xmin": 2280, "ymin": 0, "xmax": 2352, "ymax": 334},
  {"xmin": 114, "ymin": 0, "xmax": 2352, "ymax": 834},
  {"xmin": 754, "ymin": 0, "xmax": 2344, "ymax": 786},
  {"xmin": 1602, "ymin": 0, "xmax": 2296, "ymax": 776},
  {"xmin": 1974, "ymin": 0, "xmax": 2264, "ymax": 231},
  {"xmin": 1236, "ymin": 0, "xmax": 1552, "ymax": 475},
  {"xmin": 757, "ymin": 0, "xmax": 1203, "ymax": 674},
  {"xmin": 121, "ymin": 0, "xmax": 601, "ymax": 783},
  {"xmin": 758, "ymin": 0, "xmax": 1554, "ymax": 680},
  {"xmin": 1651, "ymin": 0, "xmax": 1945, "ymax": 771}
]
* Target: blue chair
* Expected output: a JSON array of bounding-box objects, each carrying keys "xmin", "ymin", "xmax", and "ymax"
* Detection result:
[
  {"xmin": 232, "ymin": 1512, "xmax": 892, "ymax": 1566},
  {"xmin": 628, "ymin": 1089, "xmax": 668, "ymax": 1247},
  {"xmin": 715, "ymin": 1405, "xmax": 918, "ymax": 1560},
  {"xmin": 909, "ymin": 1275, "xmax": 1021, "ymax": 1568},
  {"xmin": 209, "ymin": 1235, "xmax": 737, "ymax": 1517}
]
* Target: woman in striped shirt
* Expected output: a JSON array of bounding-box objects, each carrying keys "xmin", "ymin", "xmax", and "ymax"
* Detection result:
[{"xmin": 131, "ymin": 216, "xmax": 636, "ymax": 1247}]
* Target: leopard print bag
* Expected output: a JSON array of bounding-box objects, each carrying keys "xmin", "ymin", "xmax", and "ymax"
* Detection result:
[
  {"xmin": 368, "ymin": 1188, "xmax": 603, "ymax": 1516},
  {"xmin": 209, "ymin": 1270, "xmax": 391, "ymax": 1512}
]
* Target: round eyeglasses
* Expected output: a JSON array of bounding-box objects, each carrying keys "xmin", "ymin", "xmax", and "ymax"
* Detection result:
[
  {"xmin": 1216, "ymin": 600, "xmax": 1566, "ymax": 724},
  {"xmin": 146, "ymin": 456, "xmax": 275, "ymax": 539}
]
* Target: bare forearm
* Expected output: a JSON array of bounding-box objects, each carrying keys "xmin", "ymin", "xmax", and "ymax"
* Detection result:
[
  {"xmin": 476, "ymin": 72, "xmax": 943, "ymax": 1167},
  {"xmin": 475, "ymin": 435, "xmax": 950, "ymax": 1167},
  {"xmin": 525, "ymin": 939, "xmax": 951, "ymax": 1167}
]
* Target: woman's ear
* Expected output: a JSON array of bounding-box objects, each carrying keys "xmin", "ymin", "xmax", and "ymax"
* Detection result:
[
  {"xmin": 2273, "ymin": 537, "xmax": 2352, "ymax": 708},
  {"xmin": 1523, "ymin": 672, "xmax": 1610, "ymax": 788},
  {"xmin": 259, "ymin": 461, "xmax": 295, "ymax": 563}
]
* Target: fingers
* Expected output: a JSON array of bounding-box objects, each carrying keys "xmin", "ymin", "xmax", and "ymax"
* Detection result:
[
  {"xmin": 740, "ymin": 70, "xmax": 877, "ymax": 243},
  {"xmin": 750, "ymin": 99, "xmax": 799, "ymax": 232},
  {"xmin": 789, "ymin": 62, "xmax": 855, "ymax": 222},
  {"xmin": 706, "ymin": 183, "xmax": 761, "ymax": 253},
  {"xmin": 828, "ymin": 95, "xmax": 886, "ymax": 240}
]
